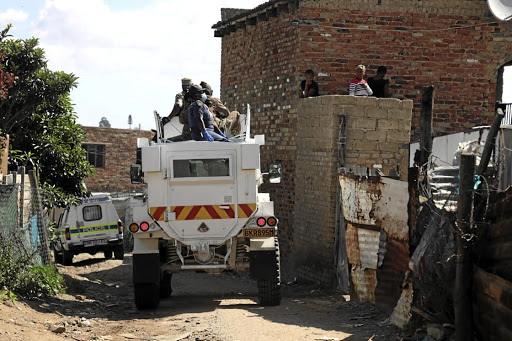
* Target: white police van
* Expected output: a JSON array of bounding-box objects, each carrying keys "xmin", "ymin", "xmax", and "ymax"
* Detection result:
[{"xmin": 53, "ymin": 194, "xmax": 124, "ymax": 265}]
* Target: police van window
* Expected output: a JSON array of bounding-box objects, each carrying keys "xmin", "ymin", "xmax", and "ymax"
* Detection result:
[
  {"xmin": 83, "ymin": 205, "xmax": 102, "ymax": 221},
  {"xmin": 173, "ymin": 158, "xmax": 230, "ymax": 178}
]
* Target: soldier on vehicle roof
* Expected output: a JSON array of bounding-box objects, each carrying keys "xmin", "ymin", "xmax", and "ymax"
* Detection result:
[
  {"xmin": 187, "ymin": 85, "xmax": 230, "ymax": 142},
  {"xmin": 165, "ymin": 77, "xmax": 194, "ymax": 141}
]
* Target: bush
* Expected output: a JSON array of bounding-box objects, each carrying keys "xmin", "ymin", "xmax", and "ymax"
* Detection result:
[{"xmin": 0, "ymin": 237, "xmax": 65, "ymax": 299}]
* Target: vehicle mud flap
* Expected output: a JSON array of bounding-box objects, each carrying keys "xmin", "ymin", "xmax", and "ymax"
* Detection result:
[
  {"xmin": 250, "ymin": 237, "xmax": 282, "ymax": 306},
  {"xmin": 133, "ymin": 253, "xmax": 160, "ymax": 310}
]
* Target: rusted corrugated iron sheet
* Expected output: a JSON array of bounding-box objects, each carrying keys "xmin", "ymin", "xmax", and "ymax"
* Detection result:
[
  {"xmin": 339, "ymin": 174, "xmax": 409, "ymax": 241},
  {"xmin": 473, "ymin": 266, "xmax": 512, "ymax": 341},
  {"xmin": 340, "ymin": 173, "xmax": 410, "ymax": 313},
  {"xmin": 350, "ymin": 266, "xmax": 377, "ymax": 303},
  {"xmin": 345, "ymin": 222, "xmax": 361, "ymax": 266},
  {"xmin": 389, "ymin": 285, "xmax": 413, "ymax": 328},
  {"xmin": 375, "ymin": 237, "xmax": 410, "ymax": 313}
]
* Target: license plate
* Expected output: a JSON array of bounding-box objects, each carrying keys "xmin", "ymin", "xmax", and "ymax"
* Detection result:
[
  {"xmin": 84, "ymin": 239, "xmax": 108, "ymax": 247},
  {"xmin": 243, "ymin": 228, "xmax": 275, "ymax": 238}
]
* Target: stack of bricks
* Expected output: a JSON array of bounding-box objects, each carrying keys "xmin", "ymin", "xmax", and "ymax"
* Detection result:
[{"xmin": 293, "ymin": 95, "xmax": 412, "ymax": 285}]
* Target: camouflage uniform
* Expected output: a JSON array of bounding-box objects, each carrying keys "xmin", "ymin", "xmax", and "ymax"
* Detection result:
[{"xmin": 169, "ymin": 78, "xmax": 194, "ymax": 141}]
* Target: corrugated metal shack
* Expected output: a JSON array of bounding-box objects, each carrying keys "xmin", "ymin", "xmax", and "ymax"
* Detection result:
[{"xmin": 340, "ymin": 120, "xmax": 512, "ymax": 340}]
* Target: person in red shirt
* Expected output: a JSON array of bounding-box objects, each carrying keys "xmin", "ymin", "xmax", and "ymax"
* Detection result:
[{"xmin": 349, "ymin": 65, "xmax": 373, "ymax": 96}]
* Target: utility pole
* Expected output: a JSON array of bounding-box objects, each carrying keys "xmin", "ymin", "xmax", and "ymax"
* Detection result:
[
  {"xmin": 419, "ymin": 86, "xmax": 434, "ymax": 166},
  {"xmin": 455, "ymin": 153, "xmax": 475, "ymax": 341}
]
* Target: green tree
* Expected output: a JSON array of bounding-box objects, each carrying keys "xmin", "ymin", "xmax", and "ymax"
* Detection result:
[{"xmin": 0, "ymin": 24, "xmax": 92, "ymax": 206}]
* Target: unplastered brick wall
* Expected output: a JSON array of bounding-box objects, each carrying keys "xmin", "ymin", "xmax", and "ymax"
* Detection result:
[
  {"xmin": 82, "ymin": 127, "xmax": 153, "ymax": 193},
  {"xmin": 293, "ymin": 95, "xmax": 412, "ymax": 285},
  {"xmin": 295, "ymin": 0, "xmax": 512, "ymax": 139},
  {"xmin": 219, "ymin": 10, "xmax": 299, "ymax": 272},
  {"xmin": 217, "ymin": 0, "xmax": 511, "ymax": 284}
]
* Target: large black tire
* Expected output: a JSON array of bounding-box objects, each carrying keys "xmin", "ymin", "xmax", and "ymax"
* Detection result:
[
  {"xmin": 114, "ymin": 244, "xmax": 124, "ymax": 260},
  {"xmin": 104, "ymin": 249, "xmax": 113, "ymax": 259},
  {"xmin": 159, "ymin": 272, "xmax": 173, "ymax": 298},
  {"xmin": 257, "ymin": 279, "xmax": 281, "ymax": 306},
  {"xmin": 134, "ymin": 284, "xmax": 160, "ymax": 310},
  {"xmin": 256, "ymin": 237, "xmax": 282, "ymax": 306},
  {"xmin": 62, "ymin": 249, "xmax": 73, "ymax": 266},
  {"xmin": 54, "ymin": 249, "xmax": 63, "ymax": 265}
]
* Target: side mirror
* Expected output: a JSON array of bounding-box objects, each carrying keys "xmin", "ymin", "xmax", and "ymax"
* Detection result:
[
  {"xmin": 130, "ymin": 164, "xmax": 144, "ymax": 184},
  {"xmin": 269, "ymin": 163, "xmax": 281, "ymax": 184}
]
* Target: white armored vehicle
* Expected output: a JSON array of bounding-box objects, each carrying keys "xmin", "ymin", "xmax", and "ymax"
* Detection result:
[{"xmin": 129, "ymin": 108, "xmax": 281, "ymax": 309}]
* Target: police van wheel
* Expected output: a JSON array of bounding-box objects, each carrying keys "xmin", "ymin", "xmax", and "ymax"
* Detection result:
[
  {"xmin": 62, "ymin": 250, "xmax": 73, "ymax": 266},
  {"xmin": 159, "ymin": 272, "xmax": 172, "ymax": 298},
  {"xmin": 114, "ymin": 245, "xmax": 124, "ymax": 260},
  {"xmin": 104, "ymin": 249, "xmax": 113, "ymax": 259},
  {"xmin": 134, "ymin": 284, "xmax": 160, "ymax": 310},
  {"xmin": 54, "ymin": 250, "xmax": 63, "ymax": 264}
]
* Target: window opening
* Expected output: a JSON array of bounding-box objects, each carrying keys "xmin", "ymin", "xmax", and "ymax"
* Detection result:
[{"xmin": 83, "ymin": 205, "xmax": 102, "ymax": 221}]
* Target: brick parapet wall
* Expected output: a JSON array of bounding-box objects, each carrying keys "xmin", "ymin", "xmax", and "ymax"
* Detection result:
[
  {"xmin": 82, "ymin": 127, "xmax": 153, "ymax": 194},
  {"xmin": 294, "ymin": 1, "xmax": 512, "ymax": 139},
  {"xmin": 294, "ymin": 95, "xmax": 412, "ymax": 285},
  {"xmin": 301, "ymin": 0, "xmax": 487, "ymax": 16}
]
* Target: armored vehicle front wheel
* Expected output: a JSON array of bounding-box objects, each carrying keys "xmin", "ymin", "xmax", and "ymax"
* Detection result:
[{"xmin": 134, "ymin": 284, "xmax": 160, "ymax": 310}]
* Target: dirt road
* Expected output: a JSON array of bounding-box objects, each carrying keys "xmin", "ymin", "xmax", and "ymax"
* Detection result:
[{"xmin": 0, "ymin": 253, "xmax": 402, "ymax": 341}]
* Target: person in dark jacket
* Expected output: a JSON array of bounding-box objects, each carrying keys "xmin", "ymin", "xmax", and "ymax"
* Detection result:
[{"xmin": 367, "ymin": 66, "xmax": 390, "ymax": 98}]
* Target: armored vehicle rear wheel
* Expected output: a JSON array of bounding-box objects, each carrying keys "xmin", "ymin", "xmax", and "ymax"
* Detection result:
[
  {"xmin": 134, "ymin": 284, "xmax": 160, "ymax": 310},
  {"xmin": 159, "ymin": 272, "xmax": 172, "ymax": 298},
  {"xmin": 254, "ymin": 237, "xmax": 282, "ymax": 306}
]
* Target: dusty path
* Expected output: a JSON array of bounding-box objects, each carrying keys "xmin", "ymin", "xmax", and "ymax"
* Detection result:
[{"xmin": 0, "ymin": 253, "xmax": 402, "ymax": 341}]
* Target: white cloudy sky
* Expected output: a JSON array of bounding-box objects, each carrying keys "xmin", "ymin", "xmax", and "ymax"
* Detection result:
[{"xmin": 0, "ymin": 0, "xmax": 268, "ymax": 130}]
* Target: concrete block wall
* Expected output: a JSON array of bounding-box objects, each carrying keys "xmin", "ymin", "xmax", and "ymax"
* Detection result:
[
  {"xmin": 82, "ymin": 127, "xmax": 153, "ymax": 193},
  {"xmin": 294, "ymin": 95, "xmax": 412, "ymax": 285}
]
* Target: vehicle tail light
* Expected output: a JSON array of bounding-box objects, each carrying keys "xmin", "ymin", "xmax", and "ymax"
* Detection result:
[
  {"xmin": 267, "ymin": 216, "xmax": 277, "ymax": 226},
  {"xmin": 256, "ymin": 217, "xmax": 266, "ymax": 227},
  {"xmin": 129, "ymin": 223, "xmax": 139, "ymax": 233},
  {"xmin": 65, "ymin": 228, "xmax": 71, "ymax": 240},
  {"xmin": 140, "ymin": 222, "xmax": 150, "ymax": 231},
  {"xmin": 118, "ymin": 220, "xmax": 124, "ymax": 234}
]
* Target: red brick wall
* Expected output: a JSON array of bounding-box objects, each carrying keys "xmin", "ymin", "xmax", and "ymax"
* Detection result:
[
  {"xmin": 219, "ymin": 11, "xmax": 299, "ymax": 274},
  {"xmin": 82, "ymin": 126, "xmax": 153, "ymax": 193},
  {"xmin": 217, "ymin": 0, "xmax": 512, "ymax": 284}
]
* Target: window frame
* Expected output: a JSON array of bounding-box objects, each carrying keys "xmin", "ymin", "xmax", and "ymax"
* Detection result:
[
  {"xmin": 82, "ymin": 205, "xmax": 103, "ymax": 222},
  {"xmin": 82, "ymin": 143, "xmax": 106, "ymax": 168}
]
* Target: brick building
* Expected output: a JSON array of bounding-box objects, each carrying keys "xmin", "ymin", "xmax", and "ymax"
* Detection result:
[
  {"xmin": 81, "ymin": 126, "xmax": 153, "ymax": 194},
  {"xmin": 212, "ymin": 0, "xmax": 512, "ymax": 284}
]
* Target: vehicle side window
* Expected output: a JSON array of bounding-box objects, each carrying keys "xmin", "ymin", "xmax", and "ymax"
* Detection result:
[
  {"xmin": 83, "ymin": 205, "xmax": 102, "ymax": 221},
  {"xmin": 173, "ymin": 158, "xmax": 230, "ymax": 178}
]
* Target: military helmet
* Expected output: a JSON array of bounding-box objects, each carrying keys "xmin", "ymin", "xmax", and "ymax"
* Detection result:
[
  {"xmin": 200, "ymin": 81, "xmax": 213, "ymax": 96},
  {"xmin": 181, "ymin": 77, "xmax": 193, "ymax": 86},
  {"xmin": 188, "ymin": 84, "xmax": 206, "ymax": 96}
]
